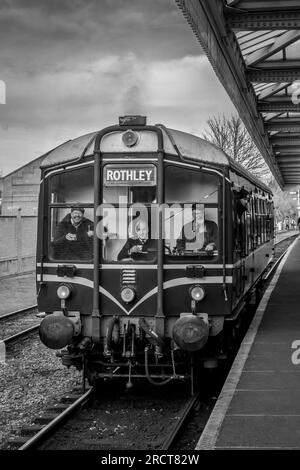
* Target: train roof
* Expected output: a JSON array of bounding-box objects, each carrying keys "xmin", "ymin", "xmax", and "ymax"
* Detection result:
[{"xmin": 40, "ymin": 125, "xmax": 271, "ymax": 194}]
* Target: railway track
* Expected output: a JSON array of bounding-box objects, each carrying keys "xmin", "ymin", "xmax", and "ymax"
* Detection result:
[
  {"xmin": 15, "ymin": 385, "xmax": 214, "ymax": 451},
  {"xmin": 6, "ymin": 388, "xmax": 94, "ymax": 450},
  {"xmin": 2, "ymin": 324, "xmax": 40, "ymax": 345},
  {"xmin": 0, "ymin": 304, "xmax": 37, "ymax": 322},
  {"xmin": 263, "ymin": 233, "xmax": 298, "ymax": 282},
  {"xmin": 160, "ymin": 392, "xmax": 201, "ymax": 450},
  {"xmin": 0, "ymin": 304, "xmax": 40, "ymax": 344},
  {"xmin": 6, "ymin": 382, "xmax": 199, "ymax": 450}
]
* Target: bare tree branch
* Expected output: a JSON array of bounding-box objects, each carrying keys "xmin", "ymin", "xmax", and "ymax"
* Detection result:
[{"xmin": 202, "ymin": 115, "xmax": 271, "ymax": 182}]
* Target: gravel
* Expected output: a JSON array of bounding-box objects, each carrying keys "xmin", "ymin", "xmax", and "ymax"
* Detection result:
[
  {"xmin": 38, "ymin": 384, "xmax": 190, "ymax": 450},
  {"xmin": 0, "ymin": 335, "xmax": 81, "ymax": 448},
  {"xmin": 0, "ymin": 311, "xmax": 40, "ymax": 341}
]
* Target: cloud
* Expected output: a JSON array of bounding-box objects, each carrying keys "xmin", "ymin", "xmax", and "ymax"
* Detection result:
[
  {"xmin": 0, "ymin": 1, "xmax": 236, "ymax": 175},
  {"xmin": 0, "ymin": 0, "xmax": 202, "ymax": 78},
  {"xmin": 0, "ymin": 53, "xmax": 236, "ymax": 174}
]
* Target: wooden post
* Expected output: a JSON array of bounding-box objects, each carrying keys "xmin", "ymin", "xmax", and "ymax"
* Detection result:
[{"xmin": 16, "ymin": 207, "xmax": 22, "ymax": 273}]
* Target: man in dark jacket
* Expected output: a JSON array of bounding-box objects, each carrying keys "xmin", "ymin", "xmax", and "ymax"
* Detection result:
[
  {"xmin": 176, "ymin": 207, "xmax": 218, "ymax": 253},
  {"xmin": 52, "ymin": 207, "xmax": 94, "ymax": 260},
  {"xmin": 236, "ymin": 187, "xmax": 249, "ymax": 220}
]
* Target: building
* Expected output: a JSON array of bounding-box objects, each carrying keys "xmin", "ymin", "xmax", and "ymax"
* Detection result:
[
  {"xmin": 0, "ymin": 155, "xmax": 44, "ymax": 277},
  {"xmin": 0, "ymin": 155, "xmax": 44, "ymax": 216}
]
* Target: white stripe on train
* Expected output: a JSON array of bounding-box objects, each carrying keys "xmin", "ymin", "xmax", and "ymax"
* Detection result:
[
  {"xmin": 36, "ymin": 274, "xmax": 232, "ymax": 316},
  {"xmin": 36, "ymin": 263, "xmax": 234, "ymax": 269}
]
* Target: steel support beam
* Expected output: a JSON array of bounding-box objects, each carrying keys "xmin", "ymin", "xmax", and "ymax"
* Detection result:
[
  {"xmin": 273, "ymin": 143, "xmax": 300, "ymax": 148},
  {"xmin": 258, "ymin": 100, "xmax": 300, "ymax": 113},
  {"xmin": 265, "ymin": 120, "xmax": 300, "ymax": 131},
  {"xmin": 277, "ymin": 156, "xmax": 300, "ymax": 163},
  {"xmin": 270, "ymin": 135, "xmax": 300, "ymax": 144},
  {"xmin": 247, "ymin": 61, "xmax": 300, "ymax": 82},
  {"xmin": 227, "ymin": 1, "xmax": 300, "ymax": 10},
  {"xmin": 249, "ymin": 60, "xmax": 300, "ymax": 69},
  {"xmin": 278, "ymin": 161, "xmax": 300, "ymax": 166},
  {"xmin": 259, "ymin": 96, "xmax": 297, "ymax": 103},
  {"xmin": 226, "ymin": 11, "xmax": 300, "ymax": 31},
  {"xmin": 258, "ymin": 83, "xmax": 290, "ymax": 100},
  {"xmin": 274, "ymin": 148, "xmax": 300, "ymax": 154},
  {"xmin": 245, "ymin": 31, "xmax": 300, "ymax": 67}
]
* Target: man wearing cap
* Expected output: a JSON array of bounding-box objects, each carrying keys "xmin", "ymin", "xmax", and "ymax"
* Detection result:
[
  {"xmin": 52, "ymin": 206, "xmax": 94, "ymax": 260},
  {"xmin": 237, "ymin": 188, "xmax": 249, "ymax": 220},
  {"xmin": 235, "ymin": 188, "xmax": 250, "ymax": 256}
]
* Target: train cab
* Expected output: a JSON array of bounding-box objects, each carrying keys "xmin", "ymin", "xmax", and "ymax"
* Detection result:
[{"xmin": 37, "ymin": 116, "xmax": 273, "ymax": 386}]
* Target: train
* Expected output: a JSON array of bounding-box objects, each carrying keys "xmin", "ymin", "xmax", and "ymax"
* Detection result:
[{"xmin": 37, "ymin": 115, "xmax": 274, "ymax": 390}]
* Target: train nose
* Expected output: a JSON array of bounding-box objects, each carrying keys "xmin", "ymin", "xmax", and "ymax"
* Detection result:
[
  {"xmin": 172, "ymin": 314, "xmax": 209, "ymax": 352},
  {"xmin": 39, "ymin": 313, "xmax": 74, "ymax": 349}
]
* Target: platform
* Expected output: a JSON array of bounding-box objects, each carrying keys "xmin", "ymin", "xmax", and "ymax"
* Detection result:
[{"xmin": 197, "ymin": 235, "xmax": 300, "ymax": 450}]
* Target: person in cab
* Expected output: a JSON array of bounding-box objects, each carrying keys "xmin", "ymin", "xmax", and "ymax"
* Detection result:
[
  {"xmin": 176, "ymin": 205, "xmax": 218, "ymax": 253},
  {"xmin": 52, "ymin": 206, "xmax": 94, "ymax": 260},
  {"xmin": 117, "ymin": 220, "xmax": 156, "ymax": 261}
]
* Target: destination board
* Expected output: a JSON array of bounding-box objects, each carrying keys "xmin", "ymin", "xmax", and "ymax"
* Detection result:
[{"xmin": 104, "ymin": 164, "xmax": 156, "ymax": 186}]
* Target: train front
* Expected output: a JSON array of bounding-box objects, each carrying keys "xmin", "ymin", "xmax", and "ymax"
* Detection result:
[{"xmin": 38, "ymin": 116, "xmax": 229, "ymax": 387}]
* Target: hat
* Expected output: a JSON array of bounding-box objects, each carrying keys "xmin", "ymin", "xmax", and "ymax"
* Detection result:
[
  {"xmin": 238, "ymin": 188, "xmax": 249, "ymax": 200},
  {"xmin": 71, "ymin": 206, "xmax": 85, "ymax": 213}
]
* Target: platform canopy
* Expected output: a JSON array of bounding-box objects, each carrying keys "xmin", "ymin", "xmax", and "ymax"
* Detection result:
[{"xmin": 176, "ymin": 0, "xmax": 300, "ymax": 189}]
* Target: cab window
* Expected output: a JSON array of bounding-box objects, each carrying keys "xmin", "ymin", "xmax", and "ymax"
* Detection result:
[
  {"xmin": 49, "ymin": 166, "xmax": 94, "ymax": 261},
  {"xmin": 164, "ymin": 166, "xmax": 219, "ymax": 261},
  {"xmin": 101, "ymin": 163, "xmax": 157, "ymax": 263}
]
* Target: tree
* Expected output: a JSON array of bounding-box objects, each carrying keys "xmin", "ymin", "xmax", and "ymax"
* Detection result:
[
  {"xmin": 269, "ymin": 178, "xmax": 298, "ymax": 225},
  {"xmin": 202, "ymin": 115, "xmax": 271, "ymax": 182}
]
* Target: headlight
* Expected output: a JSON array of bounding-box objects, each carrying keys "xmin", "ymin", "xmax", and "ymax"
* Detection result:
[
  {"xmin": 120, "ymin": 286, "xmax": 136, "ymax": 303},
  {"xmin": 57, "ymin": 284, "xmax": 72, "ymax": 299},
  {"xmin": 190, "ymin": 285, "xmax": 205, "ymax": 302},
  {"xmin": 122, "ymin": 130, "xmax": 139, "ymax": 147}
]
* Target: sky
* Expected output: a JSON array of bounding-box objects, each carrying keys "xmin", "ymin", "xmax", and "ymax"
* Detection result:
[{"xmin": 0, "ymin": 0, "xmax": 236, "ymax": 176}]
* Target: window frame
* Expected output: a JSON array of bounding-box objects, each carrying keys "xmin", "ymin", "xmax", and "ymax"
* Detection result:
[
  {"xmin": 164, "ymin": 163, "xmax": 221, "ymax": 264},
  {"xmin": 48, "ymin": 164, "xmax": 94, "ymax": 263}
]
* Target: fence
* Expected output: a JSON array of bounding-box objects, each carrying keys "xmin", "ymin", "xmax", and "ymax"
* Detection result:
[{"xmin": 0, "ymin": 211, "xmax": 37, "ymax": 278}]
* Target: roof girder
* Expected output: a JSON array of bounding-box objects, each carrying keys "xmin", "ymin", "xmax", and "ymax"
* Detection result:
[
  {"xmin": 226, "ymin": 11, "xmax": 300, "ymax": 31},
  {"xmin": 273, "ymin": 146, "xmax": 300, "ymax": 153},
  {"xmin": 266, "ymin": 120, "xmax": 300, "ymax": 131},
  {"xmin": 245, "ymin": 31, "xmax": 300, "ymax": 67},
  {"xmin": 248, "ymin": 68, "xmax": 300, "ymax": 82},
  {"xmin": 258, "ymin": 83, "xmax": 290, "ymax": 100},
  {"xmin": 277, "ymin": 157, "xmax": 300, "ymax": 163},
  {"xmin": 226, "ymin": 1, "xmax": 300, "ymax": 10},
  {"xmin": 258, "ymin": 100, "xmax": 300, "ymax": 113}
]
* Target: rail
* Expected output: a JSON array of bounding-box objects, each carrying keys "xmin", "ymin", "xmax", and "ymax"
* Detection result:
[
  {"xmin": 18, "ymin": 388, "xmax": 94, "ymax": 450},
  {"xmin": 0, "ymin": 305, "xmax": 37, "ymax": 322},
  {"xmin": 160, "ymin": 392, "xmax": 201, "ymax": 450}
]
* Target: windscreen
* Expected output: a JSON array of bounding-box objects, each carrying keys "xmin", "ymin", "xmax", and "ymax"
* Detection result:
[
  {"xmin": 164, "ymin": 165, "xmax": 219, "ymax": 261},
  {"xmin": 49, "ymin": 166, "xmax": 94, "ymax": 261},
  {"xmin": 101, "ymin": 163, "xmax": 157, "ymax": 263}
]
